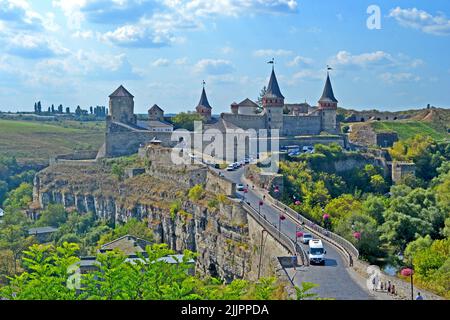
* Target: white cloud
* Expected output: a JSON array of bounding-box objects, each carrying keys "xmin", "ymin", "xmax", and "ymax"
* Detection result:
[
  {"xmin": 330, "ymin": 50, "xmax": 392, "ymax": 68},
  {"xmin": 194, "ymin": 59, "xmax": 235, "ymax": 75},
  {"xmin": 221, "ymin": 46, "xmax": 234, "ymax": 55},
  {"xmin": 389, "ymin": 7, "xmax": 450, "ymax": 36},
  {"xmin": 174, "ymin": 57, "xmax": 188, "ymax": 65},
  {"xmin": 73, "ymin": 30, "xmax": 94, "ymax": 39},
  {"xmin": 6, "ymin": 34, "xmax": 69, "ymax": 59},
  {"xmin": 152, "ymin": 58, "xmax": 170, "ymax": 67},
  {"xmin": 287, "ymin": 55, "xmax": 313, "ymax": 67},
  {"xmin": 253, "ymin": 49, "xmax": 293, "ymax": 57},
  {"xmin": 0, "ymin": 0, "xmax": 58, "ymax": 32},
  {"xmin": 101, "ymin": 23, "xmax": 175, "ymax": 48},
  {"xmin": 292, "ymin": 69, "xmax": 323, "ymax": 81},
  {"xmin": 53, "ymin": 0, "xmax": 298, "ymax": 48},
  {"xmin": 379, "ymin": 72, "xmax": 421, "ymax": 83}
]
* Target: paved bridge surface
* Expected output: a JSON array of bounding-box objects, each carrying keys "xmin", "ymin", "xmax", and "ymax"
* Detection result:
[{"xmin": 217, "ymin": 167, "xmax": 374, "ymax": 300}]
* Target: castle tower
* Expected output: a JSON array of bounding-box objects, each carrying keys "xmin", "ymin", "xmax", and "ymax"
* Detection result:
[
  {"xmin": 318, "ymin": 72, "xmax": 338, "ymax": 133},
  {"xmin": 148, "ymin": 104, "xmax": 164, "ymax": 121},
  {"xmin": 262, "ymin": 64, "xmax": 285, "ymax": 131},
  {"xmin": 109, "ymin": 85, "xmax": 136, "ymax": 125},
  {"xmin": 196, "ymin": 82, "xmax": 212, "ymax": 121}
]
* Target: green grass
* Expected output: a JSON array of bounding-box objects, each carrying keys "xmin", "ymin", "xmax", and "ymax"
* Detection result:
[
  {"xmin": 371, "ymin": 120, "xmax": 448, "ymax": 141},
  {"xmin": 0, "ymin": 119, "xmax": 105, "ymax": 165}
]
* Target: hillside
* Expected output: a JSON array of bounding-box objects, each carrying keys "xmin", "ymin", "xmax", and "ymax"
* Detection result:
[
  {"xmin": 346, "ymin": 108, "xmax": 449, "ymax": 143},
  {"xmin": 371, "ymin": 120, "xmax": 448, "ymax": 141},
  {"xmin": 0, "ymin": 119, "xmax": 105, "ymax": 165}
]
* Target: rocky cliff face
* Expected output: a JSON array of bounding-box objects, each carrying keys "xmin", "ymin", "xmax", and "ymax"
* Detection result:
[{"xmin": 34, "ymin": 162, "xmax": 252, "ymax": 282}]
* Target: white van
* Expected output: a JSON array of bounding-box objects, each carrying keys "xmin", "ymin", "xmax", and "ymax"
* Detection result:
[{"xmin": 308, "ymin": 239, "xmax": 326, "ymax": 265}]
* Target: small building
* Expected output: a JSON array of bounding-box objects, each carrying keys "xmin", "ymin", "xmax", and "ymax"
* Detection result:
[
  {"xmin": 376, "ymin": 132, "xmax": 399, "ymax": 148},
  {"xmin": 125, "ymin": 168, "xmax": 146, "ymax": 178},
  {"xmin": 28, "ymin": 226, "xmax": 58, "ymax": 243},
  {"xmin": 99, "ymin": 235, "xmax": 153, "ymax": 256},
  {"xmin": 148, "ymin": 120, "xmax": 174, "ymax": 132},
  {"xmin": 391, "ymin": 161, "xmax": 416, "ymax": 183},
  {"xmin": 148, "ymin": 104, "xmax": 165, "ymax": 121},
  {"xmin": 0, "ymin": 207, "xmax": 4, "ymax": 218},
  {"xmin": 230, "ymin": 102, "xmax": 239, "ymax": 115},
  {"xmin": 285, "ymin": 103, "xmax": 310, "ymax": 115},
  {"xmin": 236, "ymin": 98, "xmax": 259, "ymax": 115}
]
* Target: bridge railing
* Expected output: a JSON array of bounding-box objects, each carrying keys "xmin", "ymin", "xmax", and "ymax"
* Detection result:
[
  {"xmin": 242, "ymin": 202, "xmax": 308, "ymax": 267},
  {"xmin": 265, "ymin": 194, "xmax": 359, "ymax": 265}
]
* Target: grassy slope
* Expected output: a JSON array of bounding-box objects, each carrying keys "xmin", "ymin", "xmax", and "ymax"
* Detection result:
[
  {"xmin": 371, "ymin": 120, "xmax": 448, "ymax": 141},
  {"xmin": 0, "ymin": 119, "xmax": 105, "ymax": 165}
]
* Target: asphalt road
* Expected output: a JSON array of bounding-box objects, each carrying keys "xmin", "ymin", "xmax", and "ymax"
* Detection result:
[{"xmin": 217, "ymin": 166, "xmax": 373, "ymax": 300}]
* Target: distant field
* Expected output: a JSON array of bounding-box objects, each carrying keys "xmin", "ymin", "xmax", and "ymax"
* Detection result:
[
  {"xmin": 0, "ymin": 119, "xmax": 105, "ymax": 165},
  {"xmin": 371, "ymin": 120, "xmax": 448, "ymax": 141}
]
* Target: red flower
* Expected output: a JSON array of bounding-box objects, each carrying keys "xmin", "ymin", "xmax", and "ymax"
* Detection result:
[
  {"xmin": 353, "ymin": 232, "xmax": 362, "ymax": 240},
  {"xmin": 401, "ymin": 268, "xmax": 414, "ymax": 277}
]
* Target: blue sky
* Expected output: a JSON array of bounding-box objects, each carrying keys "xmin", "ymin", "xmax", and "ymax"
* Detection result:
[{"xmin": 0, "ymin": 0, "xmax": 449, "ymax": 114}]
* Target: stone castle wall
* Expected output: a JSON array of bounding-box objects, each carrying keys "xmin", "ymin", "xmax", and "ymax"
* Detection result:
[
  {"xmin": 221, "ymin": 113, "xmax": 267, "ymax": 131},
  {"xmin": 105, "ymin": 121, "xmax": 176, "ymax": 157},
  {"xmin": 282, "ymin": 115, "xmax": 322, "ymax": 136}
]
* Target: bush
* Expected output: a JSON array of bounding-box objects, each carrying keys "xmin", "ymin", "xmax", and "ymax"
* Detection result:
[
  {"xmin": 188, "ymin": 185, "xmax": 204, "ymax": 202},
  {"xmin": 37, "ymin": 204, "xmax": 68, "ymax": 227}
]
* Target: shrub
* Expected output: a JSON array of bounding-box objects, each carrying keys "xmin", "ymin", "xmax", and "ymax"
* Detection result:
[{"xmin": 188, "ymin": 185, "xmax": 204, "ymax": 202}]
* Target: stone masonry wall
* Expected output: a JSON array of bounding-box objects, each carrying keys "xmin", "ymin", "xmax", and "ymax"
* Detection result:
[{"xmin": 282, "ymin": 115, "xmax": 322, "ymax": 136}]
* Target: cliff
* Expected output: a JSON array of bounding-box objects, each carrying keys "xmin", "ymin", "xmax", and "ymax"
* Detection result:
[{"xmin": 33, "ymin": 162, "xmax": 253, "ymax": 282}]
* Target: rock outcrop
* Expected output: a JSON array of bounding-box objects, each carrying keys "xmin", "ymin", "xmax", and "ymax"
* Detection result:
[{"xmin": 34, "ymin": 162, "xmax": 252, "ymax": 282}]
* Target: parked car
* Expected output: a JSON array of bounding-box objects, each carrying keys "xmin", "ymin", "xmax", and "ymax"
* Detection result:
[
  {"xmin": 301, "ymin": 233, "xmax": 313, "ymax": 245},
  {"xmin": 237, "ymin": 184, "xmax": 245, "ymax": 191},
  {"xmin": 227, "ymin": 165, "xmax": 235, "ymax": 171}
]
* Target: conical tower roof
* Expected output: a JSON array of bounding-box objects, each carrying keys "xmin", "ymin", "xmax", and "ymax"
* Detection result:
[
  {"xmin": 265, "ymin": 67, "xmax": 284, "ymax": 99},
  {"xmin": 319, "ymin": 73, "xmax": 338, "ymax": 103},
  {"xmin": 197, "ymin": 87, "xmax": 212, "ymax": 109}
]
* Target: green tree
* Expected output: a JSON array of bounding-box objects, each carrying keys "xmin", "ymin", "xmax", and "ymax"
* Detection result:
[
  {"xmin": 294, "ymin": 282, "xmax": 319, "ymax": 300},
  {"xmin": 171, "ymin": 112, "xmax": 204, "ymax": 131},
  {"xmin": 111, "ymin": 164, "xmax": 124, "ymax": 180},
  {"xmin": 0, "ymin": 243, "xmax": 80, "ymax": 300},
  {"xmin": 362, "ymin": 195, "xmax": 387, "ymax": 225},
  {"xmin": 37, "ymin": 204, "xmax": 68, "ymax": 228},
  {"xmin": 3, "ymin": 183, "xmax": 33, "ymax": 209}
]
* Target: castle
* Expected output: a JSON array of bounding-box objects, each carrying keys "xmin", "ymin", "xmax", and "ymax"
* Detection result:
[
  {"xmin": 214, "ymin": 65, "xmax": 339, "ymax": 136},
  {"xmin": 101, "ymin": 66, "xmax": 344, "ymax": 158}
]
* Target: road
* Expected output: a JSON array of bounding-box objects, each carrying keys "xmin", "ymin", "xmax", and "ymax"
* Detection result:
[{"xmin": 217, "ymin": 166, "xmax": 373, "ymax": 300}]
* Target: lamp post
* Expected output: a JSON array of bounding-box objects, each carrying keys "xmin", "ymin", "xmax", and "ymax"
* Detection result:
[
  {"xmin": 401, "ymin": 266, "xmax": 414, "ymax": 300},
  {"xmin": 258, "ymin": 200, "xmax": 264, "ymax": 216},
  {"xmin": 295, "ymin": 227, "xmax": 303, "ymax": 248},
  {"xmin": 279, "ymin": 214, "xmax": 286, "ymax": 238}
]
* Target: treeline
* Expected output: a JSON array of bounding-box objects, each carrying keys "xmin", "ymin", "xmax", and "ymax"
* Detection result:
[
  {"xmin": 0, "ymin": 156, "xmax": 36, "ymax": 205},
  {"xmin": 33, "ymin": 101, "xmax": 107, "ymax": 119}
]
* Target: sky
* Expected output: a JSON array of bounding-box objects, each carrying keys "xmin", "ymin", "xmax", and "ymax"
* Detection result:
[{"xmin": 0, "ymin": 0, "xmax": 449, "ymax": 114}]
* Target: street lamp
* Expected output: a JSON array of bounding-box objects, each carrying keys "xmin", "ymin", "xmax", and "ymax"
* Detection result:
[
  {"xmin": 295, "ymin": 227, "xmax": 304, "ymax": 247},
  {"xmin": 279, "ymin": 214, "xmax": 286, "ymax": 238},
  {"xmin": 401, "ymin": 266, "xmax": 414, "ymax": 300}
]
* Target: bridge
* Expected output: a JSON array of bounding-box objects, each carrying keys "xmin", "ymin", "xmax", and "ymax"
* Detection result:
[{"xmin": 216, "ymin": 166, "xmax": 374, "ymax": 300}]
